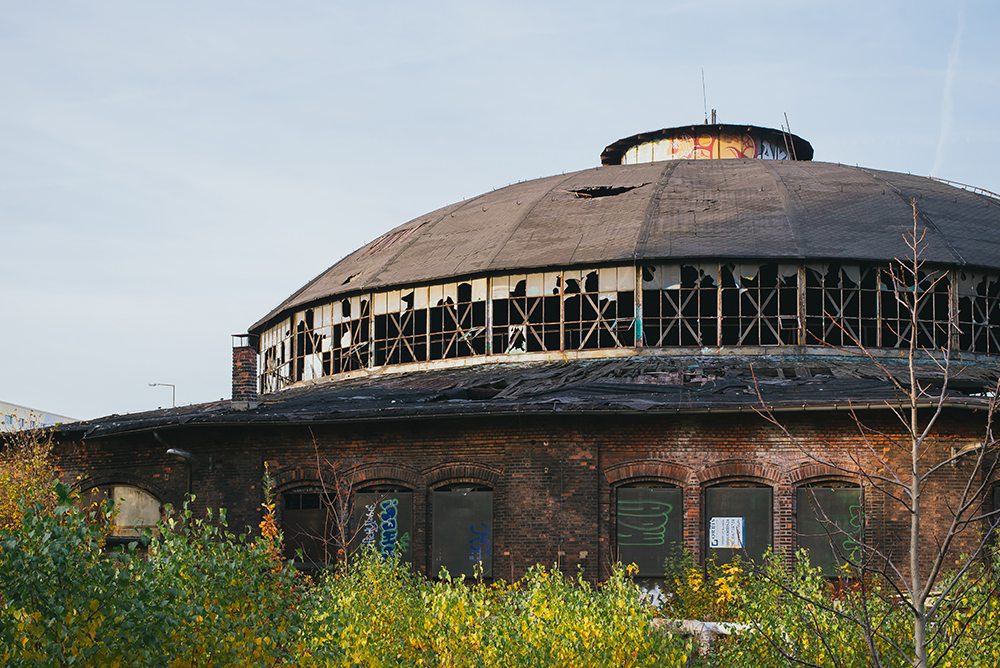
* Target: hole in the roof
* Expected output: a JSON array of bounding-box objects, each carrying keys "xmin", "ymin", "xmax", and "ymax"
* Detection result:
[{"xmin": 568, "ymin": 183, "xmax": 648, "ymax": 199}]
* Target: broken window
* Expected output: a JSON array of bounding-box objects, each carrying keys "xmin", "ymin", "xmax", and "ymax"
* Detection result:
[
  {"xmin": 491, "ymin": 273, "xmax": 561, "ymax": 354},
  {"xmin": 327, "ymin": 296, "xmax": 370, "ymax": 374},
  {"xmin": 805, "ymin": 263, "xmax": 880, "ymax": 347},
  {"xmin": 616, "ymin": 484, "xmax": 683, "ymax": 577},
  {"xmin": 796, "ymin": 484, "xmax": 862, "ymax": 576},
  {"xmin": 642, "ymin": 264, "xmax": 719, "ymax": 347},
  {"xmin": 431, "ymin": 485, "xmax": 493, "ymax": 578},
  {"xmin": 374, "ymin": 289, "xmax": 428, "ymax": 366},
  {"xmin": 879, "ymin": 267, "xmax": 950, "ymax": 349},
  {"xmin": 563, "ymin": 267, "xmax": 635, "ymax": 350},
  {"xmin": 351, "ymin": 488, "xmax": 414, "ymax": 563},
  {"xmin": 720, "ymin": 263, "xmax": 799, "ymax": 346},
  {"xmin": 704, "ymin": 484, "xmax": 772, "ymax": 565},
  {"xmin": 86, "ymin": 485, "xmax": 162, "ymax": 538},
  {"xmin": 957, "ymin": 271, "xmax": 1000, "ymax": 354},
  {"xmin": 428, "ymin": 280, "xmax": 488, "ymax": 359},
  {"xmin": 282, "ymin": 490, "xmax": 333, "ymax": 564},
  {"xmin": 292, "ymin": 306, "xmax": 329, "ymax": 383},
  {"xmin": 259, "ymin": 320, "xmax": 293, "ymax": 393}
]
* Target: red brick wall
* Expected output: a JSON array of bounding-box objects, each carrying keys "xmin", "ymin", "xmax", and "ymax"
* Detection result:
[
  {"xmin": 231, "ymin": 345, "xmax": 258, "ymax": 402},
  {"xmin": 54, "ymin": 409, "xmax": 990, "ymax": 581}
]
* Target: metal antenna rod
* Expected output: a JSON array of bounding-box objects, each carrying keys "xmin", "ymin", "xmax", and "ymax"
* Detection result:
[{"xmin": 701, "ymin": 68, "xmax": 708, "ymax": 124}]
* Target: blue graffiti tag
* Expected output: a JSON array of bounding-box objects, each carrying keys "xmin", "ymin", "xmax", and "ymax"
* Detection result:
[
  {"xmin": 467, "ymin": 521, "xmax": 492, "ymax": 562},
  {"xmin": 378, "ymin": 498, "xmax": 399, "ymax": 557}
]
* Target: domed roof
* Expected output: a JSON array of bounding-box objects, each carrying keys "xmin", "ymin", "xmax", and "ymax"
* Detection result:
[{"xmin": 252, "ymin": 159, "xmax": 1000, "ymax": 333}]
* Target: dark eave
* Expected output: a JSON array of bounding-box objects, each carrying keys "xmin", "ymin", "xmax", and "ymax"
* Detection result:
[{"xmin": 51, "ymin": 356, "xmax": 996, "ymax": 441}]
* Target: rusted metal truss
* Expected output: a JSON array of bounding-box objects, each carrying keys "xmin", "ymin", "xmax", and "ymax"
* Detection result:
[{"xmin": 258, "ymin": 262, "xmax": 999, "ymax": 393}]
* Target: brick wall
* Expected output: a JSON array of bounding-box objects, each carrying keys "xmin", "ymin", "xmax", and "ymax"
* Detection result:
[
  {"xmin": 54, "ymin": 409, "xmax": 990, "ymax": 581},
  {"xmin": 231, "ymin": 345, "xmax": 258, "ymax": 402}
]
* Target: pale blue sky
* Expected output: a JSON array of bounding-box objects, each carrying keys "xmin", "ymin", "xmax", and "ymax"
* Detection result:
[{"xmin": 2, "ymin": 1, "xmax": 997, "ymax": 419}]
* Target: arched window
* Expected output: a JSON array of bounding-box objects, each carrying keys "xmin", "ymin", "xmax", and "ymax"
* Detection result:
[
  {"xmin": 281, "ymin": 488, "xmax": 333, "ymax": 564},
  {"xmin": 87, "ymin": 485, "xmax": 161, "ymax": 538},
  {"xmin": 704, "ymin": 483, "xmax": 772, "ymax": 565},
  {"xmin": 351, "ymin": 486, "xmax": 414, "ymax": 563},
  {"xmin": 431, "ymin": 484, "xmax": 492, "ymax": 578},
  {"xmin": 616, "ymin": 483, "xmax": 683, "ymax": 577},
  {"xmin": 796, "ymin": 483, "xmax": 862, "ymax": 576}
]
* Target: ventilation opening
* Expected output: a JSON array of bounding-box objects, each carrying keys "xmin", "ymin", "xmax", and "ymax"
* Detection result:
[{"xmin": 569, "ymin": 183, "xmax": 647, "ymax": 199}]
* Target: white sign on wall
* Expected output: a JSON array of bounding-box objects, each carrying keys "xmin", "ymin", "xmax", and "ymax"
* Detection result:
[{"xmin": 709, "ymin": 517, "xmax": 744, "ymax": 549}]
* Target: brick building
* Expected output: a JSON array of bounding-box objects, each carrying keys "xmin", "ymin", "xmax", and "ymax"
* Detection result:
[{"xmin": 53, "ymin": 123, "xmax": 1000, "ymax": 580}]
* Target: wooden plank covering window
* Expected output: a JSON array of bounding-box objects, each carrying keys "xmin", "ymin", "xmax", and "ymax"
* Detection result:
[
  {"xmin": 796, "ymin": 486, "xmax": 862, "ymax": 576},
  {"xmin": 351, "ymin": 490, "xmax": 414, "ymax": 563},
  {"xmin": 616, "ymin": 486, "xmax": 683, "ymax": 576},
  {"xmin": 432, "ymin": 488, "xmax": 492, "ymax": 578},
  {"xmin": 704, "ymin": 486, "xmax": 772, "ymax": 565}
]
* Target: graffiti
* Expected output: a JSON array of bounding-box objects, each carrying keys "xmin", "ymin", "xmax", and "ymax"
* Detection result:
[
  {"xmin": 361, "ymin": 502, "xmax": 378, "ymax": 547},
  {"xmin": 720, "ymin": 133, "xmax": 757, "ymax": 159},
  {"xmin": 617, "ymin": 499, "xmax": 673, "ymax": 546},
  {"xmin": 467, "ymin": 521, "xmax": 492, "ymax": 562},
  {"xmin": 757, "ymin": 139, "xmax": 789, "ymax": 160},
  {"xmin": 621, "ymin": 131, "xmax": 792, "ymax": 164},
  {"xmin": 841, "ymin": 502, "xmax": 864, "ymax": 561},
  {"xmin": 378, "ymin": 498, "xmax": 398, "ymax": 557}
]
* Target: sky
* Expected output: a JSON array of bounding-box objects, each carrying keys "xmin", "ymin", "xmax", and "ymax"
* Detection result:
[{"xmin": 2, "ymin": 1, "xmax": 998, "ymax": 420}]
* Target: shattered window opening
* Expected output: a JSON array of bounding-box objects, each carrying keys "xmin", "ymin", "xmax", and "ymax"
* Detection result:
[
  {"xmin": 805, "ymin": 264, "xmax": 880, "ymax": 347},
  {"xmin": 720, "ymin": 263, "xmax": 799, "ymax": 346},
  {"xmin": 256, "ymin": 262, "xmax": 1000, "ymax": 393},
  {"xmin": 957, "ymin": 271, "xmax": 1000, "ymax": 354},
  {"xmin": 563, "ymin": 267, "xmax": 635, "ymax": 350},
  {"xmin": 642, "ymin": 264, "xmax": 719, "ymax": 347}
]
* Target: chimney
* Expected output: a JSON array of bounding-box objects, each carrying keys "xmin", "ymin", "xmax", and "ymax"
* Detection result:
[{"xmin": 231, "ymin": 334, "xmax": 259, "ymax": 408}]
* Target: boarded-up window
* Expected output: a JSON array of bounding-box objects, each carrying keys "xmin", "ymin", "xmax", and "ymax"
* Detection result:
[
  {"xmin": 796, "ymin": 486, "xmax": 862, "ymax": 576},
  {"xmin": 704, "ymin": 485, "xmax": 772, "ymax": 565},
  {"xmin": 616, "ymin": 485, "xmax": 683, "ymax": 576},
  {"xmin": 432, "ymin": 486, "xmax": 492, "ymax": 578},
  {"xmin": 282, "ymin": 491, "xmax": 332, "ymax": 563},
  {"xmin": 351, "ymin": 489, "xmax": 414, "ymax": 563},
  {"xmin": 87, "ymin": 485, "xmax": 161, "ymax": 537}
]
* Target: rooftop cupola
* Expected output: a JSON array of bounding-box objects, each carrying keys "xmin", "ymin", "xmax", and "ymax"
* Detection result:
[{"xmin": 600, "ymin": 122, "xmax": 813, "ymax": 165}]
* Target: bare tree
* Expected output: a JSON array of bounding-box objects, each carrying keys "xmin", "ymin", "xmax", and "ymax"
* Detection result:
[{"xmin": 750, "ymin": 200, "xmax": 1000, "ymax": 667}]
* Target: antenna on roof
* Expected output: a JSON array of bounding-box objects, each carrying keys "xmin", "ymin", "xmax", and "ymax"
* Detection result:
[{"xmin": 701, "ymin": 68, "xmax": 708, "ymax": 124}]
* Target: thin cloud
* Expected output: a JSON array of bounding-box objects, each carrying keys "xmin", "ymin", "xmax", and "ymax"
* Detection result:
[{"xmin": 932, "ymin": 3, "xmax": 966, "ymax": 176}]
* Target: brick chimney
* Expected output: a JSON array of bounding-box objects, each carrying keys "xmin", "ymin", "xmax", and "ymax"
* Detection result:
[{"xmin": 231, "ymin": 334, "xmax": 258, "ymax": 407}]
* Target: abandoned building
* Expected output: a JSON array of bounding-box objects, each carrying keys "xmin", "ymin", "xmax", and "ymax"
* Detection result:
[{"xmin": 52, "ymin": 122, "xmax": 1000, "ymax": 580}]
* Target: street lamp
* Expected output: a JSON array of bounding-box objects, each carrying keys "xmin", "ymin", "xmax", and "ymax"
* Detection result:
[{"xmin": 148, "ymin": 383, "xmax": 176, "ymax": 408}]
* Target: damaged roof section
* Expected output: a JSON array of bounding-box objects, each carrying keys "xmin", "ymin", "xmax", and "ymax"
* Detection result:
[{"xmin": 54, "ymin": 355, "xmax": 998, "ymax": 440}]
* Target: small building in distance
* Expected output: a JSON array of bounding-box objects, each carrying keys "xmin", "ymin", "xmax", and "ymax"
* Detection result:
[
  {"xmin": 1, "ymin": 400, "xmax": 75, "ymax": 432},
  {"xmin": 51, "ymin": 121, "xmax": 1000, "ymax": 581}
]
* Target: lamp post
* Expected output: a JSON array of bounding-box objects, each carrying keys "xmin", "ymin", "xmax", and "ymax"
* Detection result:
[{"xmin": 148, "ymin": 383, "xmax": 176, "ymax": 408}]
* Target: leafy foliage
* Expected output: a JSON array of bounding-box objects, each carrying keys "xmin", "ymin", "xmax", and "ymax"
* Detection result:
[
  {"xmin": 0, "ymin": 484, "xmax": 691, "ymax": 666},
  {"xmin": 0, "ymin": 427, "xmax": 57, "ymax": 531}
]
